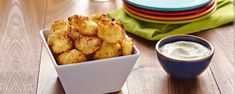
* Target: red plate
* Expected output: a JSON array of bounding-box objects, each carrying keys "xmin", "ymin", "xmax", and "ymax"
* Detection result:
[
  {"xmin": 124, "ymin": 1, "xmax": 216, "ymax": 21},
  {"xmin": 123, "ymin": 0, "xmax": 215, "ymax": 16}
]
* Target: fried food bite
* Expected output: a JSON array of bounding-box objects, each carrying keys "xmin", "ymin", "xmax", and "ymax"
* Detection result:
[
  {"xmin": 97, "ymin": 19, "xmax": 124, "ymax": 43},
  {"xmin": 57, "ymin": 49, "xmax": 87, "ymax": 65},
  {"xmin": 51, "ymin": 36, "xmax": 73, "ymax": 54},
  {"xmin": 47, "ymin": 34, "xmax": 58, "ymax": 47},
  {"xmin": 94, "ymin": 41, "xmax": 121, "ymax": 59},
  {"xmin": 68, "ymin": 26, "xmax": 80, "ymax": 41},
  {"xmin": 68, "ymin": 15, "xmax": 98, "ymax": 36},
  {"xmin": 121, "ymin": 37, "xmax": 134, "ymax": 55},
  {"xmin": 112, "ymin": 19, "xmax": 125, "ymax": 30},
  {"xmin": 91, "ymin": 13, "xmax": 109, "ymax": 23},
  {"xmin": 50, "ymin": 20, "xmax": 70, "ymax": 36},
  {"xmin": 48, "ymin": 14, "xmax": 135, "ymax": 65},
  {"xmin": 75, "ymin": 35, "xmax": 102, "ymax": 55}
]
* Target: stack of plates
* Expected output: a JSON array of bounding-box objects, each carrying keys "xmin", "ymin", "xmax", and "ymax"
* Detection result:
[{"xmin": 123, "ymin": 0, "xmax": 216, "ymax": 24}]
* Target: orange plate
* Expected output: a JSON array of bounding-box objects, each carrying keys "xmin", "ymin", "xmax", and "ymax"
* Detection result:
[{"xmin": 124, "ymin": 1, "xmax": 216, "ymax": 21}]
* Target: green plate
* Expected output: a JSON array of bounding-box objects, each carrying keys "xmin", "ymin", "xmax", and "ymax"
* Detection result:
[{"xmin": 124, "ymin": 7, "xmax": 216, "ymax": 24}]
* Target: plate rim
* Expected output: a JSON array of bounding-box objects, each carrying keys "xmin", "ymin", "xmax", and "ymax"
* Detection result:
[
  {"xmin": 123, "ymin": 7, "xmax": 216, "ymax": 24},
  {"xmin": 125, "ymin": 0, "xmax": 212, "ymax": 11},
  {"xmin": 124, "ymin": 0, "xmax": 215, "ymax": 16},
  {"xmin": 124, "ymin": 1, "xmax": 216, "ymax": 21}
]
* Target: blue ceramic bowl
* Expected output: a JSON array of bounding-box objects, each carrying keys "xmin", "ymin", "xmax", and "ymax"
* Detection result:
[{"xmin": 155, "ymin": 35, "xmax": 214, "ymax": 79}]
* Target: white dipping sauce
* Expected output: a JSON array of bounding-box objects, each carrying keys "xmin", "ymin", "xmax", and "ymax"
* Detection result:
[{"xmin": 160, "ymin": 41, "xmax": 211, "ymax": 60}]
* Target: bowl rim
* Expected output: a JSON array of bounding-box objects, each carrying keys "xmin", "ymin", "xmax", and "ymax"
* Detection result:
[
  {"xmin": 155, "ymin": 34, "xmax": 215, "ymax": 62},
  {"xmin": 40, "ymin": 29, "xmax": 140, "ymax": 68}
]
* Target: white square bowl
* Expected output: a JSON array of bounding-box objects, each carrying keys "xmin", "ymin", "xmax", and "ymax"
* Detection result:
[{"xmin": 40, "ymin": 29, "xmax": 140, "ymax": 94}]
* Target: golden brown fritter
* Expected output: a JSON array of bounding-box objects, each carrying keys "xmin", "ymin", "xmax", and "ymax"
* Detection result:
[
  {"xmin": 51, "ymin": 36, "xmax": 73, "ymax": 54},
  {"xmin": 97, "ymin": 19, "xmax": 125, "ymax": 43},
  {"xmin": 47, "ymin": 34, "xmax": 58, "ymax": 47},
  {"xmin": 121, "ymin": 37, "xmax": 134, "ymax": 55},
  {"xmin": 94, "ymin": 41, "xmax": 121, "ymax": 59},
  {"xmin": 75, "ymin": 35, "xmax": 102, "ymax": 55},
  {"xmin": 68, "ymin": 26, "xmax": 80, "ymax": 41},
  {"xmin": 91, "ymin": 14, "xmax": 125, "ymax": 31},
  {"xmin": 91, "ymin": 13, "xmax": 109, "ymax": 23},
  {"xmin": 57, "ymin": 49, "xmax": 87, "ymax": 65},
  {"xmin": 48, "ymin": 14, "xmax": 135, "ymax": 65},
  {"xmin": 68, "ymin": 15, "xmax": 98, "ymax": 36},
  {"xmin": 50, "ymin": 20, "xmax": 70, "ymax": 36},
  {"xmin": 113, "ymin": 19, "xmax": 125, "ymax": 30}
]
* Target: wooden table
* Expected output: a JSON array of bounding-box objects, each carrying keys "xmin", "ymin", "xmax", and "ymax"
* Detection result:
[{"xmin": 0, "ymin": 0, "xmax": 233, "ymax": 94}]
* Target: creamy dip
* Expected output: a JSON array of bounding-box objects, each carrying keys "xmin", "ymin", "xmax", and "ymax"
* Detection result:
[{"xmin": 160, "ymin": 41, "xmax": 211, "ymax": 60}]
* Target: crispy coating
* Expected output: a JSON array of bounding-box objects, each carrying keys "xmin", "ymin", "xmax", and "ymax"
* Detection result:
[
  {"xmin": 68, "ymin": 15, "xmax": 98, "ymax": 36},
  {"xmin": 91, "ymin": 13, "xmax": 109, "ymax": 23},
  {"xmin": 48, "ymin": 14, "xmax": 135, "ymax": 65},
  {"xmin": 121, "ymin": 37, "xmax": 134, "ymax": 55},
  {"xmin": 57, "ymin": 49, "xmax": 87, "ymax": 65},
  {"xmin": 47, "ymin": 34, "xmax": 58, "ymax": 47},
  {"xmin": 97, "ymin": 19, "xmax": 124, "ymax": 43},
  {"xmin": 92, "ymin": 14, "xmax": 126, "ymax": 43},
  {"xmin": 51, "ymin": 36, "xmax": 73, "ymax": 54},
  {"xmin": 113, "ymin": 19, "xmax": 125, "ymax": 31},
  {"xmin": 68, "ymin": 26, "xmax": 80, "ymax": 41},
  {"xmin": 75, "ymin": 35, "xmax": 102, "ymax": 55},
  {"xmin": 94, "ymin": 41, "xmax": 121, "ymax": 59},
  {"xmin": 50, "ymin": 20, "xmax": 70, "ymax": 36}
]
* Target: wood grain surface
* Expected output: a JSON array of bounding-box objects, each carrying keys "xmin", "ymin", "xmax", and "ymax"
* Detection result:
[
  {"xmin": 195, "ymin": 25, "xmax": 235, "ymax": 94},
  {"xmin": 0, "ymin": 0, "xmax": 46, "ymax": 94},
  {"xmin": 0, "ymin": 0, "xmax": 233, "ymax": 94}
]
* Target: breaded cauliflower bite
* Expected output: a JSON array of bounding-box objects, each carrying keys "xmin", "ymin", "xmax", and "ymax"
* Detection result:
[
  {"xmin": 68, "ymin": 15, "xmax": 98, "ymax": 36},
  {"xmin": 48, "ymin": 14, "xmax": 134, "ymax": 65},
  {"xmin": 121, "ymin": 37, "xmax": 134, "ymax": 55},
  {"xmin": 57, "ymin": 49, "xmax": 87, "ymax": 65},
  {"xmin": 112, "ymin": 19, "xmax": 125, "ymax": 30},
  {"xmin": 50, "ymin": 20, "xmax": 70, "ymax": 36},
  {"xmin": 75, "ymin": 35, "xmax": 102, "ymax": 55},
  {"xmin": 47, "ymin": 34, "xmax": 58, "ymax": 47},
  {"xmin": 68, "ymin": 26, "xmax": 80, "ymax": 41},
  {"xmin": 50, "ymin": 36, "xmax": 73, "ymax": 54},
  {"xmin": 91, "ymin": 13, "xmax": 109, "ymax": 23},
  {"xmin": 97, "ymin": 19, "xmax": 125, "ymax": 43},
  {"xmin": 94, "ymin": 41, "xmax": 121, "ymax": 59}
]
